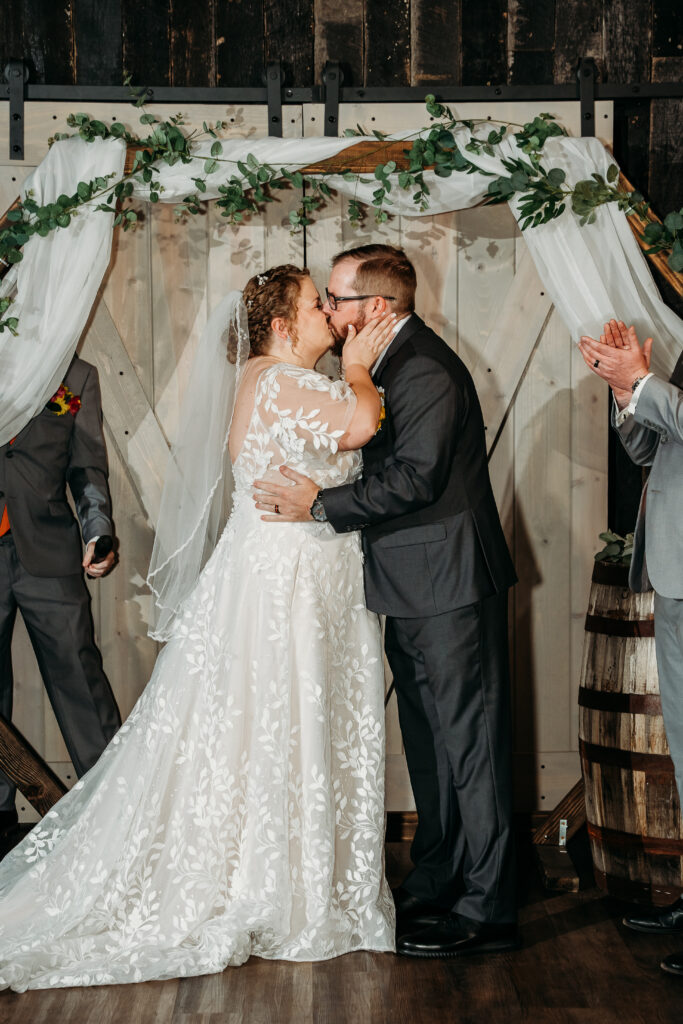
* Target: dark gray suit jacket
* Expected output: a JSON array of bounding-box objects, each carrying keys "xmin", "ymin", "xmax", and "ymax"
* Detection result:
[
  {"xmin": 323, "ymin": 315, "xmax": 517, "ymax": 617},
  {"xmin": 0, "ymin": 356, "xmax": 113, "ymax": 577}
]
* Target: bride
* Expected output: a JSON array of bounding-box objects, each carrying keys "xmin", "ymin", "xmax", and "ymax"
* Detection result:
[{"xmin": 0, "ymin": 264, "xmax": 397, "ymax": 990}]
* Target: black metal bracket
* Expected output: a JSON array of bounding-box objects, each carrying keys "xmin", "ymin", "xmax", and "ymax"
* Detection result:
[
  {"xmin": 4, "ymin": 59, "xmax": 28, "ymax": 160},
  {"xmin": 322, "ymin": 62, "xmax": 342, "ymax": 137},
  {"xmin": 265, "ymin": 61, "xmax": 283, "ymax": 138},
  {"xmin": 578, "ymin": 57, "xmax": 597, "ymax": 138}
]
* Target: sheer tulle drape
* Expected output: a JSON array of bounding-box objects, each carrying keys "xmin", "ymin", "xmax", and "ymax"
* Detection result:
[{"xmin": 2, "ymin": 131, "xmax": 682, "ymax": 448}]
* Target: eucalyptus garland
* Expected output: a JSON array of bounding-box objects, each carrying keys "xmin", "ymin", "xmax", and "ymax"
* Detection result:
[{"xmin": 0, "ymin": 87, "xmax": 681, "ymax": 336}]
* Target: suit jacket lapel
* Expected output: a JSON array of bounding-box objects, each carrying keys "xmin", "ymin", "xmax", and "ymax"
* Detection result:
[{"xmin": 374, "ymin": 314, "xmax": 424, "ymax": 385}]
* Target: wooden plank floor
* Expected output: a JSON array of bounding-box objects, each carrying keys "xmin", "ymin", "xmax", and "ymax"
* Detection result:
[{"xmin": 1, "ymin": 838, "xmax": 682, "ymax": 1023}]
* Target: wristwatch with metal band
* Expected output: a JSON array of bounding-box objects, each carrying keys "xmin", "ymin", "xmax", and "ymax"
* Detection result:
[{"xmin": 310, "ymin": 489, "xmax": 327, "ymax": 522}]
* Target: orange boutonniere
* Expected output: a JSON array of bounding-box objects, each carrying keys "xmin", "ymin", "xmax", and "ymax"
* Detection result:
[
  {"xmin": 46, "ymin": 383, "xmax": 81, "ymax": 417},
  {"xmin": 375, "ymin": 387, "xmax": 386, "ymax": 434}
]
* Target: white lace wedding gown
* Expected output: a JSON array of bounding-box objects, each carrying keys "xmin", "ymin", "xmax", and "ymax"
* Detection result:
[{"xmin": 0, "ymin": 363, "xmax": 395, "ymax": 991}]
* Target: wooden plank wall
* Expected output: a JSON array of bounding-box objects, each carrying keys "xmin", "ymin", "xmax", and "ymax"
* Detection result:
[
  {"xmin": 1, "ymin": 98, "xmax": 611, "ymax": 815},
  {"xmin": 0, "ymin": 3, "xmax": 679, "ymax": 815},
  {"xmin": 1, "ymin": 104, "xmax": 304, "ymax": 822},
  {"xmin": 2, "ymin": 2, "xmax": 679, "ymax": 534}
]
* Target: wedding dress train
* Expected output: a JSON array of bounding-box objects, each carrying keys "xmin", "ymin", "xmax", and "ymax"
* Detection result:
[{"xmin": 0, "ymin": 363, "xmax": 394, "ymax": 990}]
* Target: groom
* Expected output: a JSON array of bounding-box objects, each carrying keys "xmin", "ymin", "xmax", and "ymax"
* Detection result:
[{"xmin": 254, "ymin": 244, "xmax": 519, "ymax": 957}]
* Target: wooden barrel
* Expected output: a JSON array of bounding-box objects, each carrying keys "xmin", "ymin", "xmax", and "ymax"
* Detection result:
[{"xmin": 579, "ymin": 560, "xmax": 683, "ymax": 905}]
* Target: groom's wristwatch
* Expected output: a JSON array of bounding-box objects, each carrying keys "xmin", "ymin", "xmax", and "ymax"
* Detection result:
[{"xmin": 310, "ymin": 490, "xmax": 327, "ymax": 522}]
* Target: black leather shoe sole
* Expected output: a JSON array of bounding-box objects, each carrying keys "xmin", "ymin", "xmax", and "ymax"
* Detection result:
[
  {"xmin": 622, "ymin": 917, "xmax": 683, "ymax": 935},
  {"xmin": 397, "ymin": 933, "xmax": 522, "ymax": 959},
  {"xmin": 661, "ymin": 958, "xmax": 683, "ymax": 977}
]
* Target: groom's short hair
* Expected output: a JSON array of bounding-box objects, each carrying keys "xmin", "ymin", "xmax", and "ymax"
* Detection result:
[{"xmin": 332, "ymin": 244, "xmax": 417, "ymax": 313}]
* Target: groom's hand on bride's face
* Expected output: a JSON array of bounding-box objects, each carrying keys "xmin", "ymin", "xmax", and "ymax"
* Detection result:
[{"xmin": 253, "ymin": 466, "xmax": 320, "ymax": 522}]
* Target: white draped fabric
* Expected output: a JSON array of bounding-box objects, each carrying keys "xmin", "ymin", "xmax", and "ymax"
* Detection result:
[
  {"xmin": 1, "ymin": 126, "xmax": 682, "ymax": 447},
  {"xmin": 0, "ymin": 136, "xmax": 126, "ymax": 446}
]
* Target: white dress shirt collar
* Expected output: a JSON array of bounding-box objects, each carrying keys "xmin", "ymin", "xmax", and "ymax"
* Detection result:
[{"xmin": 371, "ymin": 314, "xmax": 411, "ymax": 377}]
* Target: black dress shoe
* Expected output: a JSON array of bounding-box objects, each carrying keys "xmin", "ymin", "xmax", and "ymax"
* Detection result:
[
  {"xmin": 661, "ymin": 950, "xmax": 683, "ymax": 976},
  {"xmin": 392, "ymin": 887, "xmax": 446, "ymax": 933},
  {"xmin": 397, "ymin": 912, "xmax": 521, "ymax": 959},
  {"xmin": 623, "ymin": 898, "xmax": 683, "ymax": 934}
]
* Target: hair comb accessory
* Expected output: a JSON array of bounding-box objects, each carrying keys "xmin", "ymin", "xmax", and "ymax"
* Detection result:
[{"xmin": 256, "ymin": 274, "xmax": 268, "ymax": 286}]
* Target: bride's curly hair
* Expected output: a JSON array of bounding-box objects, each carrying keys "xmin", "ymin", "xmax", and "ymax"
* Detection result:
[{"xmin": 227, "ymin": 264, "xmax": 311, "ymax": 363}]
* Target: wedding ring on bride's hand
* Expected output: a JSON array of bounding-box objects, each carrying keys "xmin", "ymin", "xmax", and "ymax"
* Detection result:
[
  {"xmin": 593, "ymin": 359, "xmax": 600, "ymax": 368},
  {"xmin": 274, "ymin": 504, "xmax": 280, "ymax": 515}
]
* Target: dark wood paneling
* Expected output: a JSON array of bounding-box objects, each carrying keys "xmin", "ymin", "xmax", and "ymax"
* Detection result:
[
  {"xmin": 364, "ymin": 0, "xmax": 410, "ymax": 86},
  {"xmin": 652, "ymin": 3, "xmax": 683, "ymax": 58},
  {"xmin": 461, "ymin": 0, "xmax": 507, "ymax": 85},
  {"xmin": 411, "ymin": 0, "xmax": 461, "ymax": 86},
  {"xmin": 553, "ymin": 0, "xmax": 602, "ymax": 83},
  {"xmin": 314, "ymin": 0, "xmax": 363, "ymax": 87},
  {"xmin": 169, "ymin": 0, "xmax": 216, "ymax": 87},
  {"xmin": 650, "ymin": 57, "xmax": 683, "ymax": 218},
  {"xmin": 508, "ymin": 0, "xmax": 555, "ymax": 85},
  {"xmin": 264, "ymin": 0, "xmax": 314, "ymax": 86},
  {"xmin": 21, "ymin": 0, "xmax": 74, "ymax": 84},
  {"xmin": 216, "ymin": 0, "xmax": 265, "ymax": 87},
  {"xmin": 73, "ymin": 0, "xmax": 122, "ymax": 85},
  {"xmin": 613, "ymin": 98, "xmax": 651, "ymax": 196},
  {"xmin": 122, "ymin": 0, "xmax": 171, "ymax": 87},
  {"xmin": 604, "ymin": 0, "xmax": 651, "ymax": 82},
  {"xmin": 0, "ymin": 2, "xmax": 25, "ymax": 81}
]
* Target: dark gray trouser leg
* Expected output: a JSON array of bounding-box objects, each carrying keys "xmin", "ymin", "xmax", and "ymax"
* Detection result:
[
  {"xmin": 0, "ymin": 535, "xmax": 121, "ymax": 798},
  {"xmin": 387, "ymin": 590, "xmax": 516, "ymax": 925},
  {"xmin": 385, "ymin": 617, "xmax": 466, "ymax": 907},
  {"xmin": 653, "ymin": 593, "xmax": 683, "ymax": 806},
  {"xmin": 0, "ymin": 536, "xmax": 19, "ymax": 812}
]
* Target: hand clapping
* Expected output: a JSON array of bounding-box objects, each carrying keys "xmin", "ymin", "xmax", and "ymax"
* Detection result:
[{"xmin": 578, "ymin": 319, "xmax": 653, "ymax": 403}]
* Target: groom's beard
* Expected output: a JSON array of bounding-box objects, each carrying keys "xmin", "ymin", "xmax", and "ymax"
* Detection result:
[{"xmin": 329, "ymin": 310, "xmax": 371, "ymax": 358}]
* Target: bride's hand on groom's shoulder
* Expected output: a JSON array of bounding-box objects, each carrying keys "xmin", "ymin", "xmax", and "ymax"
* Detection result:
[{"xmin": 342, "ymin": 313, "xmax": 397, "ymax": 372}]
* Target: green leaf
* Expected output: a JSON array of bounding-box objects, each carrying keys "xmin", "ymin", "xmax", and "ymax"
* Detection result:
[
  {"xmin": 56, "ymin": 213, "xmax": 71, "ymax": 228},
  {"xmin": 203, "ymin": 159, "xmax": 218, "ymax": 175},
  {"xmin": 606, "ymin": 163, "xmax": 619, "ymax": 183},
  {"xmin": 547, "ymin": 167, "xmax": 566, "ymax": 187},
  {"xmin": 211, "ymin": 140, "xmax": 223, "ymax": 157},
  {"xmin": 643, "ymin": 222, "xmax": 663, "ymax": 243},
  {"xmin": 664, "ymin": 211, "xmax": 683, "ymax": 233},
  {"xmin": 6, "ymin": 209, "xmax": 22, "ymax": 222},
  {"xmin": 669, "ymin": 251, "xmax": 683, "ymax": 273}
]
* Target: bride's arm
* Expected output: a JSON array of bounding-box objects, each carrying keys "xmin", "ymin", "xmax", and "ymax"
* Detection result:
[{"xmin": 337, "ymin": 314, "xmax": 396, "ymax": 451}]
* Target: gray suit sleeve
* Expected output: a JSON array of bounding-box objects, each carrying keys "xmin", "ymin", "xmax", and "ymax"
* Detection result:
[
  {"xmin": 632, "ymin": 375, "xmax": 683, "ymax": 447},
  {"xmin": 612, "ymin": 393, "xmax": 660, "ymax": 467},
  {"xmin": 66, "ymin": 365, "xmax": 114, "ymax": 543},
  {"xmin": 323, "ymin": 353, "xmax": 460, "ymax": 531}
]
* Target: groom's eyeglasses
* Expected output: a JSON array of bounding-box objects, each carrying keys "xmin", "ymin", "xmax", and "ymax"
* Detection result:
[{"xmin": 325, "ymin": 289, "xmax": 396, "ymax": 311}]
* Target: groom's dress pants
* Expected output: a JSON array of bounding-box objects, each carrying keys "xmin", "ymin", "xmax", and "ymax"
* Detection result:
[
  {"xmin": 0, "ymin": 532, "xmax": 121, "ymax": 813},
  {"xmin": 385, "ymin": 588, "xmax": 516, "ymax": 924}
]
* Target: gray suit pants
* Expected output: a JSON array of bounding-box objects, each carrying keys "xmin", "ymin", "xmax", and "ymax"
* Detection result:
[
  {"xmin": 0, "ymin": 533, "xmax": 121, "ymax": 812},
  {"xmin": 654, "ymin": 592, "xmax": 683, "ymax": 805},
  {"xmin": 385, "ymin": 589, "xmax": 517, "ymax": 924}
]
